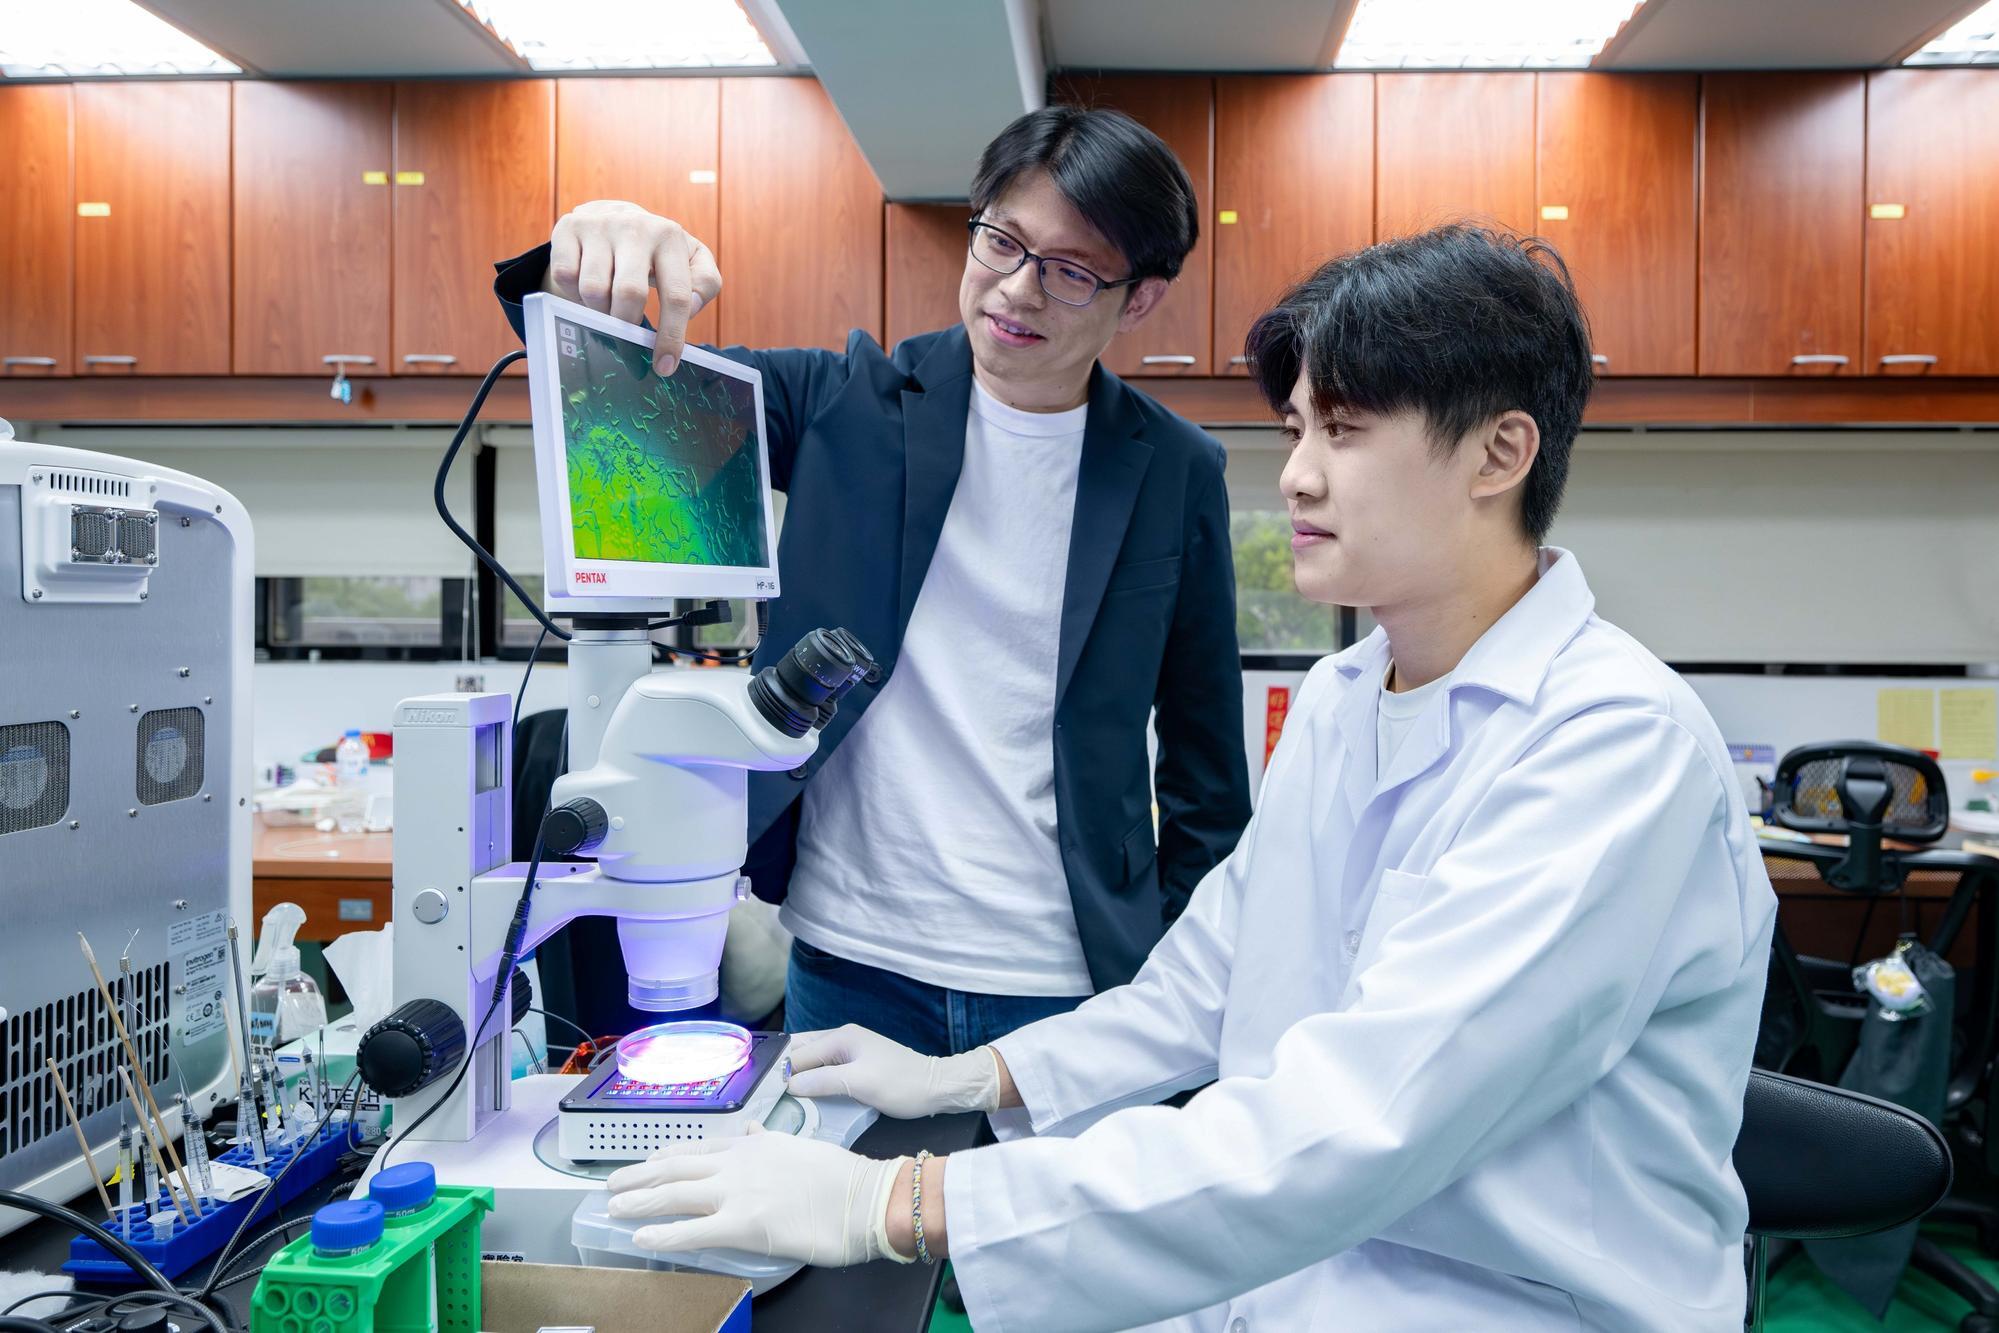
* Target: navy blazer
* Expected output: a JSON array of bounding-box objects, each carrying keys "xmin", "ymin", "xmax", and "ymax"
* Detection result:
[{"xmin": 497, "ymin": 247, "xmax": 1252, "ymax": 991}]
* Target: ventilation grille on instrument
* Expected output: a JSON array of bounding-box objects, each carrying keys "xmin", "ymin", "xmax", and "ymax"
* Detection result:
[
  {"xmin": 0, "ymin": 965, "xmax": 170, "ymax": 1162},
  {"xmin": 69, "ymin": 505, "xmax": 156, "ymax": 566},
  {"xmin": 137, "ymin": 708, "xmax": 204, "ymax": 806},
  {"xmin": 46, "ymin": 469, "xmax": 133, "ymax": 499},
  {"xmin": 0, "ymin": 721, "xmax": 70, "ymax": 836}
]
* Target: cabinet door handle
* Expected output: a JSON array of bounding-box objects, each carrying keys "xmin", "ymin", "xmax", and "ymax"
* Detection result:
[
  {"xmin": 1790, "ymin": 354, "xmax": 1849, "ymax": 366},
  {"xmin": 1227, "ymin": 355, "xmax": 1250, "ymax": 366},
  {"xmin": 323, "ymin": 354, "xmax": 378, "ymax": 366},
  {"xmin": 3, "ymin": 356, "xmax": 58, "ymax": 367},
  {"xmin": 1879, "ymin": 354, "xmax": 1938, "ymax": 366},
  {"xmin": 82, "ymin": 355, "xmax": 138, "ymax": 366},
  {"xmin": 1139, "ymin": 354, "xmax": 1197, "ymax": 367},
  {"xmin": 1590, "ymin": 354, "xmax": 1610, "ymax": 368},
  {"xmin": 402, "ymin": 354, "xmax": 458, "ymax": 366}
]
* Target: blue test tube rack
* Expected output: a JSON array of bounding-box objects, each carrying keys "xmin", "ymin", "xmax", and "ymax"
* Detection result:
[{"xmin": 64, "ymin": 1120, "xmax": 354, "ymax": 1285}]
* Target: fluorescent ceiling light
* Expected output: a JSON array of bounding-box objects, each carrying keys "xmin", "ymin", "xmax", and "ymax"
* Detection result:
[
  {"xmin": 0, "ymin": 0, "xmax": 240, "ymax": 77},
  {"xmin": 1335, "ymin": 0, "xmax": 1645, "ymax": 69},
  {"xmin": 463, "ymin": 0, "xmax": 778, "ymax": 71},
  {"xmin": 1905, "ymin": 0, "xmax": 1999, "ymax": 64}
]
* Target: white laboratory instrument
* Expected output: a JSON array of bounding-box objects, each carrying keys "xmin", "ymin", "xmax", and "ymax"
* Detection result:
[
  {"xmin": 353, "ymin": 297, "xmax": 879, "ymax": 1281},
  {"xmin": 0, "ymin": 424, "xmax": 252, "ymax": 1236}
]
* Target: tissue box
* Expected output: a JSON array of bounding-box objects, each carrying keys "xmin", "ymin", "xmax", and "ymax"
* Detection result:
[
  {"xmin": 479, "ymin": 1261, "xmax": 749, "ymax": 1333},
  {"xmin": 275, "ymin": 1016, "xmax": 386, "ymax": 1134}
]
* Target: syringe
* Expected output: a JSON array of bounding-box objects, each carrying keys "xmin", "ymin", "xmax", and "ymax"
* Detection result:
[
  {"xmin": 239, "ymin": 1068, "xmax": 269, "ymax": 1167},
  {"xmin": 115, "ymin": 1116, "xmax": 134, "ymax": 1232},
  {"xmin": 177, "ymin": 1091, "xmax": 214, "ymax": 1204}
]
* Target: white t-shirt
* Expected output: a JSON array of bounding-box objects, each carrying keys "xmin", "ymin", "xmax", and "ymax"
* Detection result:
[
  {"xmin": 779, "ymin": 380, "xmax": 1094, "ymax": 996},
  {"xmin": 1376, "ymin": 665, "xmax": 1453, "ymax": 781}
]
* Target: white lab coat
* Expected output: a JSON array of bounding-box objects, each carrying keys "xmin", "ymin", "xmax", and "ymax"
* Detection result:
[{"xmin": 947, "ymin": 550, "xmax": 1777, "ymax": 1333}]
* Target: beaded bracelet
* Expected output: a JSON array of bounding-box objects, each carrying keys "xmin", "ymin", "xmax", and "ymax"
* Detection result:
[{"xmin": 911, "ymin": 1149, "xmax": 936, "ymax": 1265}]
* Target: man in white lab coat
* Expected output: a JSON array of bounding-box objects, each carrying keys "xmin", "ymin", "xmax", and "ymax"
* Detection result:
[{"xmin": 603, "ymin": 225, "xmax": 1780, "ymax": 1331}]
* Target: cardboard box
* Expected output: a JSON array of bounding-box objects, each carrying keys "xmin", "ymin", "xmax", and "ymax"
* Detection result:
[{"xmin": 478, "ymin": 1261, "xmax": 751, "ymax": 1333}]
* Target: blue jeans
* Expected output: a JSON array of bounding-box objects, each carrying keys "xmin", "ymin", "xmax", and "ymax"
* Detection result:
[{"xmin": 784, "ymin": 940, "xmax": 1088, "ymax": 1056}]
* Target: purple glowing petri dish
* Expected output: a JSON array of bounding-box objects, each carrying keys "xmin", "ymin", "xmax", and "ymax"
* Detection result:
[{"xmin": 615, "ymin": 1020, "xmax": 753, "ymax": 1086}]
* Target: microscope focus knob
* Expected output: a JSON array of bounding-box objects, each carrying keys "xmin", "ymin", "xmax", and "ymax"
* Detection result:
[
  {"xmin": 357, "ymin": 998, "xmax": 467, "ymax": 1098},
  {"xmin": 542, "ymin": 797, "xmax": 610, "ymax": 856}
]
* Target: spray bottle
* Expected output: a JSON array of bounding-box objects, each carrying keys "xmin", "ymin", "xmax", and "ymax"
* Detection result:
[{"xmin": 249, "ymin": 903, "xmax": 327, "ymax": 1060}]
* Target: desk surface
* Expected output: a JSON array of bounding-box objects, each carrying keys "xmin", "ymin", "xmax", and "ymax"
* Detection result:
[
  {"xmin": 0, "ymin": 1110, "xmax": 982, "ymax": 1333},
  {"xmin": 252, "ymin": 817, "xmax": 393, "ymax": 881}
]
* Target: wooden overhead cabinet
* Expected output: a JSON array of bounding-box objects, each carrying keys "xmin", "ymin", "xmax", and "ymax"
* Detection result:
[
  {"xmin": 1535, "ymin": 73, "xmax": 1697, "ymax": 376},
  {"xmin": 1375, "ymin": 73, "xmax": 1535, "ymax": 240},
  {"xmin": 1864, "ymin": 69, "xmax": 1999, "ymax": 376},
  {"xmin": 885, "ymin": 203, "xmax": 971, "ymax": 349},
  {"xmin": 556, "ymin": 78, "xmax": 721, "ymax": 343},
  {"xmin": 1050, "ymin": 75, "xmax": 1216, "ymax": 376},
  {"xmin": 73, "ymin": 82, "xmax": 232, "ymax": 375},
  {"xmin": 1699, "ymin": 73, "xmax": 1865, "ymax": 376},
  {"xmin": 0, "ymin": 84, "xmax": 73, "ymax": 376},
  {"xmin": 717, "ymin": 78, "xmax": 882, "ymax": 351},
  {"xmin": 392, "ymin": 80, "xmax": 554, "ymax": 375},
  {"xmin": 233, "ymin": 82, "xmax": 394, "ymax": 376},
  {"xmin": 1212, "ymin": 75, "xmax": 1373, "ymax": 376}
]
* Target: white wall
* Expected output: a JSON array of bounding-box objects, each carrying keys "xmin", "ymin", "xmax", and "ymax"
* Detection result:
[{"xmin": 1215, "ymin": 427, "xmax": 1999, "ymax": 667}]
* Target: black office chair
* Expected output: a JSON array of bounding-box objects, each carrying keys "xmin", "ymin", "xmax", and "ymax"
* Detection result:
[
  {"xmin": 1739, "ymin": 1068, "xmax": 1954, "ymax": 1329},
  {"xmin": 1759, "ymin": 742, "xmax": 1999, "ymax": 1324},
  {"xmin": 1757, "ymin": 742, "xmax": 1950, "ymax": 1081}
]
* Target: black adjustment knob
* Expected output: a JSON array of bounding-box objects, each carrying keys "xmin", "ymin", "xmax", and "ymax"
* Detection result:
[
  {"xmin": 542, "ymin": 797, "xmax": 609, "ymax": 856},
  {"xmin": 357, "ymin": 998, "xmax": 467, "ymax": 1098},
  {"xmin": 511, "ymin": 965, "xmax": 533, "ymax": 1027}
]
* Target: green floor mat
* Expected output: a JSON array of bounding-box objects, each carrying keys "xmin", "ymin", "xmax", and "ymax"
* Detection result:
[{"xmin": 1767, "ymin": 1231, "xmax": 1999, "ymax": 1331}]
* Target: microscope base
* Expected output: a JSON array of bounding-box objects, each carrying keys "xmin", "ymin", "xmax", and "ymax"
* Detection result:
[{"xmin": 359, "ymin": 1074, "xmax": 876, "ymax": 1294}]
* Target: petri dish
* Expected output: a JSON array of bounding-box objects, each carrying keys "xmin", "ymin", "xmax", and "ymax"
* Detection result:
[{"xmin": 615, "ymin": 1020, "xmax": 753, "ymax": 1086}]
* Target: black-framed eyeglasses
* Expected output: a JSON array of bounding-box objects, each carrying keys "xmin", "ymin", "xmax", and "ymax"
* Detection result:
[{"xmin": 966, "ymin": 220, "xmax": 1140, "ymax": 308}]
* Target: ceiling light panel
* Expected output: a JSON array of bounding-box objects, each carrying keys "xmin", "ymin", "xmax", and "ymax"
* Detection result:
[
  {"xmin": 462, "ymin": 0, "xmax": 778, "ymax": 71},
  {"xmin": 1905, "ymin": 0, "xmax": 1999, "ymax": 63},
  {"xmin": 1335, "ymin": 0, "xmax": 1646, "ymax": 69},
  {"xmin": 0, "ymin": 0, "xmax": 240, "ymax": 77}
]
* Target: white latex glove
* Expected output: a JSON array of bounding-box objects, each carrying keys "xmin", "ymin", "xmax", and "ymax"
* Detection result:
[
  {"xmin": 606, "ymin": 1123, "xmax": 909, "ymax": 1267},
  {"xmin": 786, "ymin": 1025, "xmax": 1000, "ymax": 1119}
]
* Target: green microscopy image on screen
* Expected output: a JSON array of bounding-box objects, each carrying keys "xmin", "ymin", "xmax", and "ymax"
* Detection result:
[{"xmin": 556, "ymin": 320, "xmax": 768, "ymax": 568}]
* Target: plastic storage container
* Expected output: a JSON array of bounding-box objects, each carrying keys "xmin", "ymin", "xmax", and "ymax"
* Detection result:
[{"xmin": 571, "ymin": 1189, "xmax": 799, "ymax": 1296}]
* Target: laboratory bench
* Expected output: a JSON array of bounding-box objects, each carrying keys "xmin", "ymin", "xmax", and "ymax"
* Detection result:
[
  {"xmin": 0, "ymin": 1110, "xmax": 984, "ymax": 1332},
  {"xmin": 251, "ymin": 816, "xmax": 393, "ymax": 942}
]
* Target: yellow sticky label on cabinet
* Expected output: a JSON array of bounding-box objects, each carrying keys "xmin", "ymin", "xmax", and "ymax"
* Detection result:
[
  {"xmin": 1878, "ymin": 688, "xmax": 1937, "ymax": 751},
  {"xmin": 395, "ymin": 171, "xmax": 426, "ymax": 186},
  {"xmin": 362, "ymin": 170, "xmax": 389, "ymax": 185},
  {"xmin": 1540, "ymin": 204, "xmax": 1570, "ymax": 221},
  {"xmin": 1870, "ymin": 203, "xmax": 1906, "ymax": 220},
  {"xmin": 1217, "ymin": 209, "xmax": 1238, "ymax": 225},
  {"xmin": 77, "ymin": 202, "xmax": 110, "ymax": 218}
]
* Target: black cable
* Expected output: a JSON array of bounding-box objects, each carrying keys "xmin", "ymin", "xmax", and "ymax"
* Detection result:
[
  {"xmin": 0, "ymin": 1316, "xmax": 60, "ymax": 1332},
  {"xmin": 435, "ymin": 350, "xmax": 570, "ymax": 644},
  {"xmin": 200, "ymin": 1214, "xmax": 310, "ymax": 1295},
  {"xmin": 0, "ymin": 1189, "xmax": 185, "ymax": 1306},
  {"xmin": 376, "ymin": 825, "xmax": 549, "ymax": 1169},
  {"xmin": 527, "ymin": 1005, "xmax": 597, "ymax": 1050},
  {"xmin": 193, "ymin": 1073, "xmax": 360, "ymax": 1303},
  {"xmin": 511, "ymin": 621, "xmax": 551, "ymax": 742}
]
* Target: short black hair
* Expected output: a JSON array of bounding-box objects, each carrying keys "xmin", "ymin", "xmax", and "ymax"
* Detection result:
[
  {"xmin": 1245, "ymin": 225, "xmax": 1594, "ymax": 542},
  {"xmin": 970, "ymin": 105, "xmax": 1198, "ymax": 284}
]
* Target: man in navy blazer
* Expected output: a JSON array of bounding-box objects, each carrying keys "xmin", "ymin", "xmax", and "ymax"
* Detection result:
[{"xmin": 495, "ymin": 105, "xmax": 1252, "ymax": 1055}]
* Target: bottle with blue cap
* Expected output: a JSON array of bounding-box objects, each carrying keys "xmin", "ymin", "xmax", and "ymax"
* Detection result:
[
  {"xmin": 312, "ymin": 1199, "xmax": 385, "ymax": 1260},
  {"xmin": 371, "ymin": 1162, "xmax": 441, "ymax": 1333}
]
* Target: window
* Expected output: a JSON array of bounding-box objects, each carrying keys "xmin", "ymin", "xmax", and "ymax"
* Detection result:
[
  {"xmin": 260, "ymin": 576, "xmax": 467, "ymax": 660},
  {"xmin": 1231, "ymin": 511, "xmax": 1343, "ymax": 656}
]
